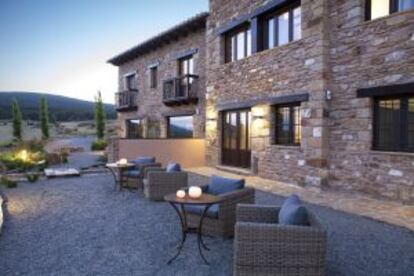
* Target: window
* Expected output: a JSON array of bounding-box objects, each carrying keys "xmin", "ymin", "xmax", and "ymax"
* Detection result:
[
  {"xmin": 150, "ymin": 67, "xmax": 157, "ymax": 88},
  {"xmin": 225, "ymin": 26, "xmax": 252, "ymax": 63},
  {"xmin": 373, "ymin": 96, "xmax": 414, "ymax": 152},
  {"xmin": 179, "ymin": 55, "xmax": 194, "ymax": 76},
  {"xmin": 262, "ymin": 3, "xmax": 301, "ymax": 50},
  {"xmin": 126, "ymin": 119, "xmax": 143, "ymax": 139},
  {"xmin": 125, "ymin": 73, "xmax": 137, "ymax": 90},
  {"xmin": 367, "ymin": 0, "xmax": 414, "ymax": 20},
  {"xmin": 274, "ymin": 103, "xmax": 301, "ymax": 145},
  {"xmin": 168, "ymin": 116, "xmax": 194, "ymax": 138}
]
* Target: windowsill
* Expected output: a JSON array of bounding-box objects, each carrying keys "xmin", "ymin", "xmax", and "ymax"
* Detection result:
[
  {"xmin": 270, "ymin": 144, "xmax": 301, "ymax": 150},
  {"xmin": 369, "ymin": 150, "xmax": 414, "ymax": 157}
]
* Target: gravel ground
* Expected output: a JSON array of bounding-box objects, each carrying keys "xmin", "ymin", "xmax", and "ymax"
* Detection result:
[{"xmin": 0, "ymin": 173, "xmax": 413, "ymax": 276}]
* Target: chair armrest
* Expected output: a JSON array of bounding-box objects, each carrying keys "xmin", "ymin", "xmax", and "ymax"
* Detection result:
[
  {"xmin": 217, "ymin": 188, "xmax": 255, "ymax": 220},
  {"xmin": 137, "ymin": 163, "xmax": 161, "ymax": 176},
  {"xmin": 143, "ymin": 167, "xmax": 165, "ymax": 178},
  {"xmin": 234, "ymin": 221, "xmax": 327, "ymax": 268},
  {"xmin": 146, "ymin": 172, "xmax": 188, "ymax": 193},
  {"xmin": 236, "ymin": 204, "xmax": 280, "ymax": 223}
]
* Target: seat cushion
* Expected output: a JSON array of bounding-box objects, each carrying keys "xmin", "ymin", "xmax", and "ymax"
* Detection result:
[
  {"xmin": 123, "ymin": 169, "xmax": 141, "ymax": 178},
  {"xmin": 132, "ymin": 156, "xmax": 155, "ymax": 166},
  {"xmin": 207, "ymin": 175, "xmax": 245, "ymax": 196},
  {"xmin": 185, "ymin": 204, "xmax": 219, "ymax": 219},
  {"xmin": 166, "ymin": 162, "xmax": 181, "ymax": 172},
  {"xmin": 278, "ymin": 194, "xmax": 308, "ymax": 226}
]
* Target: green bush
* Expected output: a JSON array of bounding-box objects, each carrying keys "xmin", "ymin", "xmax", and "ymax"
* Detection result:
[
  {"xmin": 25, "ymin": 173, "xmax": 40, "ymax": 183},
  {"xmin": 91, "ymin": 140, "xmax": 107, "ymax": 151},
  {"xmin": 0, "ymin": 141, "xmax": 46, "ymax": 172},
  {"xmin": 0, "ymin": 176, "xmax": 17, "ymax": 188}
]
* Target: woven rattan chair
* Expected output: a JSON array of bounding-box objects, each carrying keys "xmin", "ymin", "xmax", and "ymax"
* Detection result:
[
  {"xmin": 233, "ymin": 204, "xmax": 327, "ymax": 276},
  {"xmin": 123, "ymin": 160, "xmax": 161, "ymax": 189},
  {"xmin": 142, "ymin": 167, "xmax": 188, "ymax": 201},
  {"xmin": 185, "ymin": 185, "xmax": 255, "ymax": 238}
]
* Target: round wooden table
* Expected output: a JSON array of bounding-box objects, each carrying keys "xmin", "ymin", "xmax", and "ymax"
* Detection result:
[
  {"xmin": 164, "ymin": 192, "xmax": 222, "ymax": 265},
  {"xmin": 105, "ymin": 162, "xmax": 136, "ymax": 192}
]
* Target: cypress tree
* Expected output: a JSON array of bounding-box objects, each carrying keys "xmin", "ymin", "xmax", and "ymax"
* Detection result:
[
  {"xmin": 40, "ymin": 97, "xmax": 50, "ymax": 139},
  {"xmin": 11, "ymin": 99, "xmax": 22, "ymax": 140},
  {"xmin": 94, "ymin": 91, "xmax": 106, "ymax": 140}
]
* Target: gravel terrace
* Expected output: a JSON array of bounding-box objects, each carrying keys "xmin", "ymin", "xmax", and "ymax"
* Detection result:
[{"xmin": 0, "ymin": 173, "xmax": 413, "ymax": 276}]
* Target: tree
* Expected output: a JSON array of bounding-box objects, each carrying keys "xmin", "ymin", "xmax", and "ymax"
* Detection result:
[
  {"xmin": 39, "ymin": 97, "xmax": 50, "ymax": 139},
  {"xmin": 11, "ymin": 99, "xmax": 22, "ymax": 140},
  {"xmin": 94, "ymin": 91, "xmax": 106, "ymax": 140}
]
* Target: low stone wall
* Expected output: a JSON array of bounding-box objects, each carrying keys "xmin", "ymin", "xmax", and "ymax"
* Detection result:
[{"xmin": 117, "ymin": 139, "xmax": 206, "ymax": 168}]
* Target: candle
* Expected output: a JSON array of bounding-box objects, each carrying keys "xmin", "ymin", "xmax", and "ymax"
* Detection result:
[
  {"xmin": 176, "ymin": 190, "xmax": 186, "ymax": 199},
  {"xmin": 188, "ymin": 186, "xmax": 202, "ymax": 199},
  {"xmin": 118, "ymin": 158, "xmax": 128, "ymax": 165}
]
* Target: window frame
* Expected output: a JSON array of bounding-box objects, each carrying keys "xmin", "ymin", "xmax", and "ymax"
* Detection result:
[
  {"xmin": 167, "ymin": 115, "xmax": 194, "ymax": 139},
  {"xmin": 124, "ymin": 73, "xmax": 137, "ymax": 91},
  {"xmin": 373, "ymin": 95, "xmax": 414, "ymax": 152},
  {"xmin": 365, "ymin": 0, "xmax": 413, "ymax": 20},
  {"xmin": 224, "ymin": 24, "xmax": 251, "ymax": 63},
  {"xmin": 178, "ymin": 55, "xmax": 194, "ymax": 76},
  {"xmin": 126, "ymin": 118, "xmax": 143, "ymax": 139},
  {"xmin": 149, "ymin": 66, "xmax": 158, "ymax": 88},
  {"xmin": 261, "ymin": 1, "xmax": 301, "ymax": 51},
  {"xmin": 273, "ymin": 102, "xmax": 302, "ymax": 146}
]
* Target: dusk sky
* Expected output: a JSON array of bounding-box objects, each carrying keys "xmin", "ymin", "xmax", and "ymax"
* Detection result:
[{"xmin": 0, "ymin": 0, "xmax": 208, "ymax": 103}]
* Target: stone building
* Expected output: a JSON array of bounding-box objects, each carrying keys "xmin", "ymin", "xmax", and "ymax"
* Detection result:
[
  {"xmin": 109, "ymin": 1, "xmax": 414, "ymax": 204},
  {"xmin": 108, "ymin": 13, "xmax": 208, "ymax": 140}
]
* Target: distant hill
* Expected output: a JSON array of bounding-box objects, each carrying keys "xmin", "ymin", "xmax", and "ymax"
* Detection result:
[{"xmin": 0, "ymin": 92, "xmax": 117, "ymax": 122}]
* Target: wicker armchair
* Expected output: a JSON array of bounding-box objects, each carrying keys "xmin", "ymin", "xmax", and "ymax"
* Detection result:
[
  {"xmin": 186, "ymin": 185, "xmax": 255, "ymax": 238},
  {"xmin": 233, "ymin": 204, "xmax": 327, "ymax": 276},
  {"xmin": 123, "ymin": 162, "xmax": 161, "ymax": 189},
  {"xmin": 142, "ymin": 167, "xmax": 188, "ymax": 201}
]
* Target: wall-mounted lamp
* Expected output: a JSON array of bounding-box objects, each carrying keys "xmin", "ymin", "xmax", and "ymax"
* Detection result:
[{"xmin": 325, "ymin": 90, "xmax": 332, "ymax": 101}]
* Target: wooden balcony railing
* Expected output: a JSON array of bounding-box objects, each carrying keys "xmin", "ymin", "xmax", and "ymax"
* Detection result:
[
  {"xmin": 162, "ymin": 74, "xmax": 199, "ymax": 105},
  {"xmin": 115, "ymin": 90, "xmax": 138, "ymax": 111}
]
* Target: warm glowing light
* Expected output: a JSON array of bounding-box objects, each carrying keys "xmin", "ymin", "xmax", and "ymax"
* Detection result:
[
  {"xmin": 252, "ymin": 106, "xmax": 265, "ymax": 118},
  {"xmin": 188, "ymin": 186, "xmax": 202, "ymax": 199},
  {"xmin": 206, "ymin": 109, "xmax": 217, "ymax": 121},
  {"xmin": 254, "ymin": 118, "xmax": 265, "ymax": 129},
  {"xmin": 117, "ymin": 158, "xmax": 128, "ymax": 165},
  {"xmin": 176, "ymin": 190, "xmax": 186, "ymax": 199},
  {"xmin": 19, "ymin": 150, "xmax": 29, "ymax": 162}
]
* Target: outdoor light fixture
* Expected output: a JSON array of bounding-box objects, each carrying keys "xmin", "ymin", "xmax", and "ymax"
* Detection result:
[
  {"xmin": 176, "ymin": 190, "xmax": 186, "ymax": 199},
  {"xmin": 252, "ymin": 106, "xmax": 266, "ymax": 119},
  {"xmin": 18, "ymin": 150, "xmax": 29, "ymax": 162},
  {"xmin": 188, "ymin": 186, "xmax": 202, "ymax": 199},
  {"xmin": 117, "ymin": 158, "xmax": 128, "ymax": 165}
]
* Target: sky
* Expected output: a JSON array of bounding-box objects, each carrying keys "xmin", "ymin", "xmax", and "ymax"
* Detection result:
[{"xmin": 0, "ymin": 0, "xmax": 208, "ymax": 104}]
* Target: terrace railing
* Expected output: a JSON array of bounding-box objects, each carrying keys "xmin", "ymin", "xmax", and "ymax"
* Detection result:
[
  {"xmin": 115, "ymin": 90, "xmax": 138, "ymax": 111},
  {"xmin": 162, "ymin": 74, "xmax": 199, "ymax": 105}
]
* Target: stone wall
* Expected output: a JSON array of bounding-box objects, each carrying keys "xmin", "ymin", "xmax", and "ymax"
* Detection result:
[
  {"xmin": 327, "ymin": 1, "xmax": 414, "ymax": 203},
  {"xmin": 117, "ymin": 28, "xmax": 206, "ymax": 139},
  {"xmin": 206, "ymin": 0, "xmax": 414, "ymax": 203},
  {"xmin": 206, "ymin": 0, "xmax": 330, "ymax": 187}
]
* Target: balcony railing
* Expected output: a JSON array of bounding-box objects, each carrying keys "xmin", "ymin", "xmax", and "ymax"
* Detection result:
[
  {"xmin": 163, "ymin": 74, "xmax": 199, "ymax": 105},
  {"xmin": 115, "ymin": 90, "xmax": 138, "ymax": 111}
]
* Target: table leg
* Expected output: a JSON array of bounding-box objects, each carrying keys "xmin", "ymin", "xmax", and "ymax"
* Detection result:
[
  {"xmin": 107, "ymin": 167, "xmax": 120, "ymax": 191},
  {"xmin": 167, "ymin": 203, "xmax": 187, "ymax": 264},
  {"xmin": 197, "ymin": 204, "xmax": 212, "ymax": 265}
]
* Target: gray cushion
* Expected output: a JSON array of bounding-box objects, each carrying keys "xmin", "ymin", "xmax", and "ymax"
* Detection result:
[
  {"xmin": 132, "ymin": 157, "xmax": 155, "ymax": 165},
  {"xmin": 166, "ymin": 162, "xmax": 181, "ymax": 172},
  {"xmin": 185, "ymin": 204, "xmax": 219, "ymax": 219},
  {"xmin": 278, "ymin": 194, "xmax": 308, "ymax": 226},
  {"xmin": 123, "ymin": 169, "xmax": 141, "ymax": 178},
  {"xmin": 207, "ymin": 175, "xmax": 245, "ymax": 196}
]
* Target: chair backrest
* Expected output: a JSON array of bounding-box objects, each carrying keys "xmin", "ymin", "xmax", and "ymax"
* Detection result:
[
  {"xmin": 166, "ymin": 162, "xmax": 181, "ymax": 172},
  {"xmin": 133, "ymin": 156, "xmax": 156, "ymax": 165}
]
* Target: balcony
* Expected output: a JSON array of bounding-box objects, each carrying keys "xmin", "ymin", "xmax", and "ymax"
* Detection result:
[
  {"xmin": 163, "ymin": 74, "xmax": 199, "ymax": 105},
  {"xmin": 115, "ymin": 90, "xmax": 138, "ymax": 112}
]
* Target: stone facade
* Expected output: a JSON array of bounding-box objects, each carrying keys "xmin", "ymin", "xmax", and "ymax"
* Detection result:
[
  {"xmin": 110, "ymin": 1, "xmax": 414, "ymax": 204},
  {"xmin": 114, "ymin": 19, "xmax": 207, "ymax": 139},
  {"xmin": 205, "ymin": 0, "xmax": 414, "ymax": 204}
]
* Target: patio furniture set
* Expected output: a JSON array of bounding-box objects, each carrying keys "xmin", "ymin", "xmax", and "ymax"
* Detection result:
[{"xmin": 106, "ymin": 156, "xmax": 327, "ymax": 276}]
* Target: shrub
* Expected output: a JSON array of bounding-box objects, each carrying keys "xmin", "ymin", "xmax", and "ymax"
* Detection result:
[
  {"xmin": 91, "ymin": 140, "xmax": 107, "ymax": 151},
  {"xmin": 0, "ymin": 176, "xmax": 17, "ymax": 188},
  {"xmin": 25, "ymin": 173, "xmax": 40, "ymax": 183}
]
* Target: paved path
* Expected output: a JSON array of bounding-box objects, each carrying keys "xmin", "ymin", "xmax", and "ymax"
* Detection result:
[
  {"xmin": 0, "ymin": 173, "xmax": 413, "ymax": 276},
  {"xmin": 189, "ymin": 167, "xmax": 414, "ymax": 231}
]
